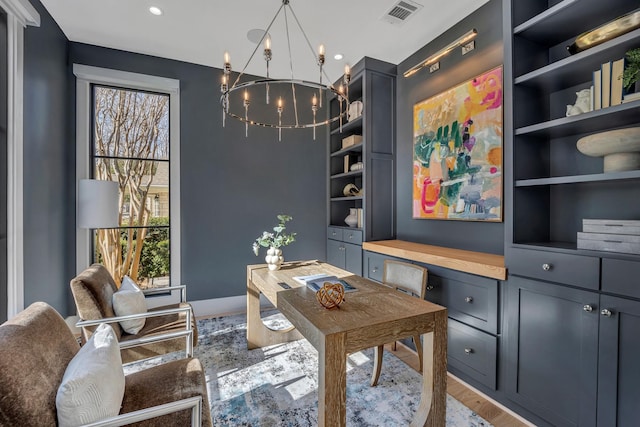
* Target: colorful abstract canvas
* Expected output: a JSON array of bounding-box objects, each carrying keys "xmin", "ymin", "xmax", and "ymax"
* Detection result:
[{"xmin": 413, "ymin": 66, "xmax": 503, "ymax": 221}]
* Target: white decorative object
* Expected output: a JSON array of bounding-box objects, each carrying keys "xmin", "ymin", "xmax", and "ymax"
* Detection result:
[
  {"xmin": 56, "ymin": 323, "xmax": 125, "ymax": 426},
  {"xmin": 344, "ymin": 208, "xmax": 358, "ymax": 227},
  {"xmin": 348, "ymin": 101, "xmax": 363, "ymax": 121},
  {"xmin": 577, "ymin": 127, "xmax": 640, "ymax": 172},
  {"xmin": 566, "ymin": 88, "xmax": 592, "ymax": 116},
  {"xmin": 265, "ymin": 247, "xmax": 284, "ymax": 271},
  {"xmin": 343, "ymin": 183, "xmax": 360, "ymax": 196},
  {"xmin": 112, "ymin": 275, "xmax": 147, "ymax": 334},
  {"xmin": 350, "ymin": 162, "xmax": 364, "ymax": 171}
]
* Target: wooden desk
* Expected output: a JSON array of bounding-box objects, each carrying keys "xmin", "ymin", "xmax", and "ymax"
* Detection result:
[{"xmin": 247, "ymin": 260, "xmax": 448, "ymax": 427}]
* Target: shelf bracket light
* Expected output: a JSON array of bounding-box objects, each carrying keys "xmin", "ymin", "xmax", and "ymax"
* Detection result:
[{"xmin": 403, "ymin": 29, "xmax": 478, "ymax": 78}]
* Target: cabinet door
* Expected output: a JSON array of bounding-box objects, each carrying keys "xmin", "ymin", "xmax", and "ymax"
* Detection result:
[
  {"xmin": 344, "ymin": 242, "xmax": 362, "ymax": 275},
  {"xmin": 505, "ymin": 276, "xmax": 598, "ymax": 427},
  {"xmin": 597, "ymin": 295, "xmax": 640, "ymax": 427},
  {"xmin": 327, "ymin": 239, "xmax": 345, "ymax": 270}
]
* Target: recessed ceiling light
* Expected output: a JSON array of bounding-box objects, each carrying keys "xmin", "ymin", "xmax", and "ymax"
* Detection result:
[
  {"xmin": 149, "ymin": 6, "xmax": 163, "ymax": 16},
  {"xmin": 334, "ymin": 54, "xmax": 343, "ymax": 60}
]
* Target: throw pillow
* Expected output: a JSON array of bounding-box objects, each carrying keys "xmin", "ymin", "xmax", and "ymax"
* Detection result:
[
  {"xmin": 56, "ymin": 323, "xmax": 125, "ymax": 426},
  {"xmin": 112, "ymin": 275, "xmax": 147, "ymax": 334}
]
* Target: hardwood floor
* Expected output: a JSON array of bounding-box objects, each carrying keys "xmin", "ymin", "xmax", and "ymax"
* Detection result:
[{"xmin": 387, "ymin": 343, "xmax": 533, "ymax": 427}]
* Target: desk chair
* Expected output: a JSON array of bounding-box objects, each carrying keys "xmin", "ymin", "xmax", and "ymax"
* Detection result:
[{"xmin": 371, "ymin": 260, "xmax": 428, "ymax": 387}]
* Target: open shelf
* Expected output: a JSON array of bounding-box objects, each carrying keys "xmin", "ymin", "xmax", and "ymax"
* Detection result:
[
  {"xmin": 330, "ymin": 170, "xmax": 363, "ymax": 180},
  {"xmin": 330, "ymin": 116, "xmax": 362, "ymax": 135},
  {"xmin": 330, "ymin": 196, "xmax": 363, "ymax": 202},
  {"xmin": 515, "ymin": 170, "xmax": 640, "ymax": 187},
  {"xmin": 515, "ymin": 101, "xmax": 640, "ymax": 138},
  {"xmin": 330, "ymin": 142, "xmax": 364, "ymax": 157},
  {"xmin": 514, "ymin": 28, "xmax": 640, "ymax": 90}
]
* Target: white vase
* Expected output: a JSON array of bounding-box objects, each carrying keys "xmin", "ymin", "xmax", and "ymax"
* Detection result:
[
  {"xmin": 265, "ymin": 246, "xmax": 284, "ymax": 271},
  {"xmin": 344, "ymin": 208, "xmax": 358, "ymax": 228}
]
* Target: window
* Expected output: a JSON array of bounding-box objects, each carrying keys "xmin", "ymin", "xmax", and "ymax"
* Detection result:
[
  {"xmin": 75, "ymin": 65, "xmax": 180, "ymax": 294},
  {"xmin": 91, "ymin": 85, "xmax": 170, "ymax": 289}
]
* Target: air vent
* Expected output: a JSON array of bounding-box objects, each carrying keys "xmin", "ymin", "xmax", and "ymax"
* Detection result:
[{"xmin": 381, "ymin": 0, "xmax": 423, "ymax": 25}]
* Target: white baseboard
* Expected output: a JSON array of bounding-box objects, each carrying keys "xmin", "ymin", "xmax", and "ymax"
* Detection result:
[{"xmin": 190, "ymin": 295, "xmax": 274, "ymax": 318}]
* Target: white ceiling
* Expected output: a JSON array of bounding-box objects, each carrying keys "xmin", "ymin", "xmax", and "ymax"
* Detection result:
[{"xmin": 40, "ymin": 0, "xmax": 489, "ymax": 83}]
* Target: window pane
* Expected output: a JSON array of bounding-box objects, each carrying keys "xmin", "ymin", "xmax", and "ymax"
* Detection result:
[
  {"xmin": 93, "ymin": 85, "xmax": 169, "ymax": 160},
  {"xmin": 93, "ymin": 159, "xmax": 169, "ymax": 227},
  {"xmin": 93, "ymin": 226, "xmax": 170, "ymax": 289}
]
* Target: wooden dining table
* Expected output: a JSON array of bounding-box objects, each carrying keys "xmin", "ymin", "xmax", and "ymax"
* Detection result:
[{"xmin": 246, "ymin": 260, "xmax": 448, "ymax": 427}]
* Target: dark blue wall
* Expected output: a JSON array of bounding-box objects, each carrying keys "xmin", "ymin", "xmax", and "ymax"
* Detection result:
[
  {"xmin": 69, "ymin": 43, "xmax": 327, "ymax": 302},
  {"xmin": 23, "ymin": 0, "xmax": 73, "ymax": 314},
  {"xmin": 395, "ymin": 0, "xmax": 504, "ymax": 255}
]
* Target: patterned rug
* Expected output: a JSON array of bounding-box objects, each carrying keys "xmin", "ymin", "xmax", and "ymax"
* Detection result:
[{"xmin": 127, "ymin": 311, "xmax": 493, "ymax": 426}]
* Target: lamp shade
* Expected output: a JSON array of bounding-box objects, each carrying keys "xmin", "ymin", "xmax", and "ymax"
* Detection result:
[{"xmin": 77, "ymin": 179, "xmax": 119, "ymax": 229}]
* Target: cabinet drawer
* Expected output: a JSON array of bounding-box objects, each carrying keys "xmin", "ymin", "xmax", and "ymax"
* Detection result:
[
  {"xmin": 433, "ymin": 272, "xmax": 498, "ymax": 335},
  {"xmin": 343, "ymin": 229, "xmax": 363, "ymax": 244},
  {"xmin": 364, "ymin": 251, "xmax": 386, "ymax": 282},
  {"xmin": 328, "ymin": 227, "xmax": 343, "ymax": 241},
  {"xmin": 448, "ymin": 318, "xmax": 497, "ymax": 390},
  {"xmin": 509, "ymin": 247, "xmax": 600, "ymax": 290},
  {"xmin": 602, "ymin": 258, "xmax": 640, "ymax": 299}
]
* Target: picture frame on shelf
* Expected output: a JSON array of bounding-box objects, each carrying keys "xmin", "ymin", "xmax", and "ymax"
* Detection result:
[{"xmin": 412, "ymin": 66, "xmax": 503, "ymax": 221}]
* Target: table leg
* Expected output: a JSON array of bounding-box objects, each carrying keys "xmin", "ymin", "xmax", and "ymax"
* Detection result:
[
  {"xmin": 411, "ymin": 311, "xmax": 447, "ymax": 427},
  {"xmin": 246, "ymin": 273, "xmax": 303, "ymax": 350},
  {"xmin": 318, "ymin": 333, "xmax": 347, "ymax": 427}
]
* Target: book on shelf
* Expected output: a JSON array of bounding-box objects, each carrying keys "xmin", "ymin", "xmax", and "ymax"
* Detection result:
[
  {"xmin": 356, "ymin": 208, "xmax": 363, "ymax": 228},
  {"xmin": 611, "ymin": 57, "xmax": 625, "ymax": 106},
  {"xmin": 601, "ymin": 61, "xmax": 612, "ymax": 108},
  {"xmin": 593, "ymin": 69, "xmax": 602, "ymax": 110},
  {"xmin": 292, "ymin": 274, "xmax": 358, "ymax": 292},
  {"xmin": 622, "ymin": 91, "xmax": 640, "ymax": 103}
]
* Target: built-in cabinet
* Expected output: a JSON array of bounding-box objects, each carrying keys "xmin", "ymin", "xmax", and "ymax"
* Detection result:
[
  {"xmin": 504, "ymin": 0, "xmax": 640, "ymax": 425},
  {"xmin": 326, "ymin": 58, "xmax": 396, "ymax": 275},
  {"xmin": 363, "ymin": 241, "xmax": 505, "ymax": 391}
]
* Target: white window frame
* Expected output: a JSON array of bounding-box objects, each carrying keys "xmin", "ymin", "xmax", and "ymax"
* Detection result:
[
  {"xmin": 74, "ymin": 64, "xmax": 181, "ymax": 306},
  {"xmin": 0, "ymin": 0, "xmax": 39, "ymax": 318}
]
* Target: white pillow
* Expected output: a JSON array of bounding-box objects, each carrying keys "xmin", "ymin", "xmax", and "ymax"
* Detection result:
[
  {"xmin": 56, "ymin": 323, "xmax": 125, "ymax": 426},
  {"xmin": 112, "ymin": 275, "xmax": 147, "ymax": 334}
]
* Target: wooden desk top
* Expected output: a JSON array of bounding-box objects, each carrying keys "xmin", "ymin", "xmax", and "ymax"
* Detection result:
[
  {"xmin": 249, "ymin": 261, "xmax": 446, "ymax": 352},
  {"xmin": 363, "ymin": 240, "xmax": 507, "ymax": 280}
]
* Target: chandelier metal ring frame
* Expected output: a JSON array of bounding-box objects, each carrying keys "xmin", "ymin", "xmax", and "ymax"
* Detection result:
[{"xmin": 220, "ymin": 0, "xmax": 351, "ymax": 139}]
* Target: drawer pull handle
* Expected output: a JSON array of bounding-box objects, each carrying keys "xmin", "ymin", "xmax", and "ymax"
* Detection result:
[
  {"xmin": 372, "ymin": 267, "xmax": 378, "ymax": 273},
  {"xmin": 464, "ymin": 348, "xmax": 474, "ymax": 355},
  {"xmin": 583, "ymin": 305, "xmax": 594, "ymax": 312},
  {"xmin": 426, "ymin": 285, "xmax": 434, "ymax": 291},
  {"xmin": 464, "ymin": 296, "xmax": 473, "ymax": 303},
  {"xmin": 601, "ymin": 309, "xmax": 613, "ymax": 317},
  {"xmin": 348, "ymin": 234, "xmax": 353, "ymax": 239},
  {"xmin": 542, "ymin": 263, "xmax": 552, "ymax": 271},
  {"xmin": 332, "ymin": 232, "xmax": 336, "ymax": 236}
]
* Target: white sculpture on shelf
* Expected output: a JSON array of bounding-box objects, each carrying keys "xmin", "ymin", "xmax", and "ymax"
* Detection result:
[{"xmin": 566, "ymin": 88, "xmax": 592, "ymax": 116}]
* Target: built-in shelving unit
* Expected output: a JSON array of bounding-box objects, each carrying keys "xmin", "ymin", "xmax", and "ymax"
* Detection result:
[
  {"xmin": 506, "ymin": 0, "xmax": 640, "ymax": 255},
  {"xmin": 326, "ymin": 57, "xmax": 396, "ymax": 275}
]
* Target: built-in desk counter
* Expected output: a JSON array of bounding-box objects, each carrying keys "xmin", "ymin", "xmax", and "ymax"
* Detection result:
[
  {"xmin": 363, "ymin": 239, "xmax": 506, "ymax": 390},
  {"xmin": 362, "ymin": 240, "xmax": 507, "ymax": 280}
]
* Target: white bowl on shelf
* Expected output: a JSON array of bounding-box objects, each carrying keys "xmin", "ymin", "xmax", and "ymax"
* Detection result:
[{"xmin": 576, "ymin": 127, "xmax": 640, "ymax": 172}]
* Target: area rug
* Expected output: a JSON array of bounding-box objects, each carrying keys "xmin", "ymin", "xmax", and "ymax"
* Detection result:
[{"xmin": 127, "ymin": 312, "xmax": 493, "ymax": 426}]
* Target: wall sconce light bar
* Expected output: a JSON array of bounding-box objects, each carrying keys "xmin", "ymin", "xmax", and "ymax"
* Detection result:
[{"xmin": 403, "ymin": 29, "xmax": 478, "ymax": 78}]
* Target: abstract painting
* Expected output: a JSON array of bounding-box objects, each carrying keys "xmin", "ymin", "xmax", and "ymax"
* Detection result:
[{"xmin": 413, "ymin": 66, "xmax": 503, "ymax": 221}]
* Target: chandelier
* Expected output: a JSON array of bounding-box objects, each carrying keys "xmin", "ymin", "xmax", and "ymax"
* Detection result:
[{"xmin": 220, "ymin": 0, "xmax": 351, "ymax": 141}]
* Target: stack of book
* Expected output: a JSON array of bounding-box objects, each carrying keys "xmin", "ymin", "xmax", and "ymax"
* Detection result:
[{"xmin": 593, "ymin": 57, "xmax": 637, "ymax": 109}]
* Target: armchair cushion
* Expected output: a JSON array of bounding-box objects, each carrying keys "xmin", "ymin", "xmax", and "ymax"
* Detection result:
[
  {"xmin": 56, "ymin": 323, "xmax": 125, "ymax": 426},
  {"xmin": 112, "ymin": 276, "xmax": 147, "ymax": 334},
  {"xmin": 122, "ymin": 358, "xmax": 212, "ymax": 427},
  {"xmin": 0, "ymin": 302, "xmax": 79, "ymax": 426}
]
